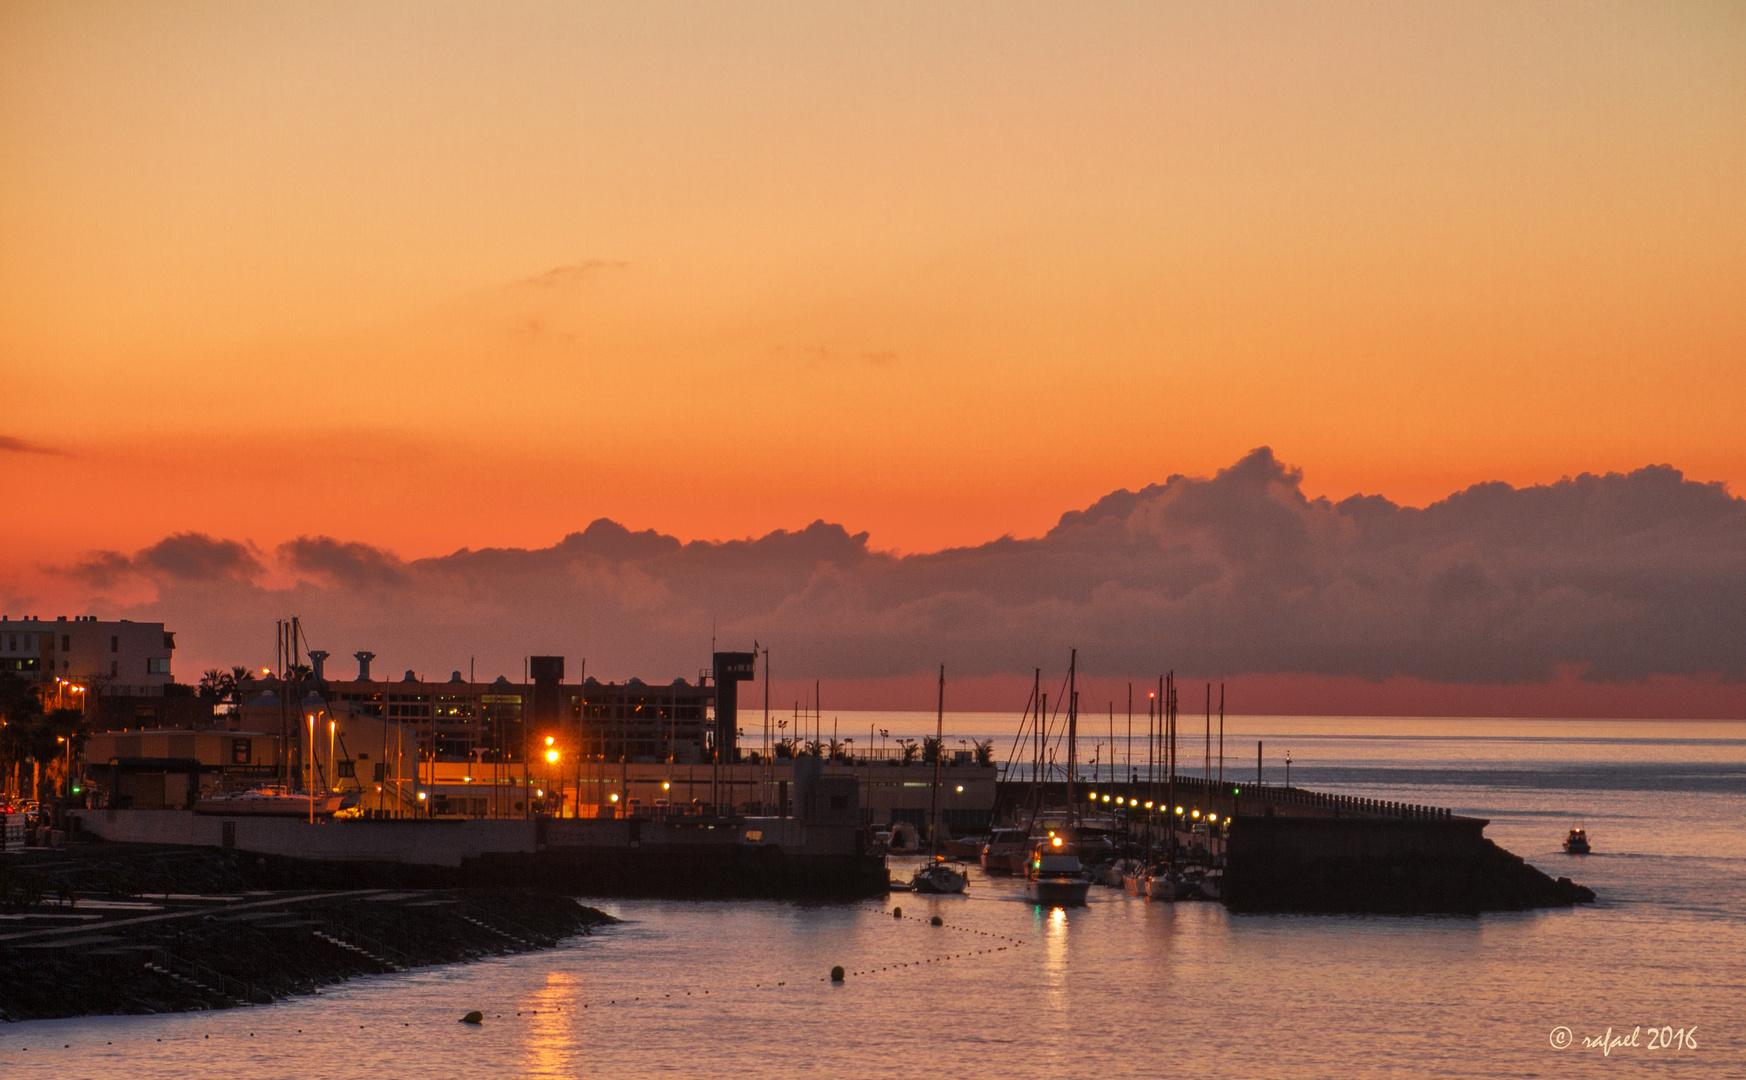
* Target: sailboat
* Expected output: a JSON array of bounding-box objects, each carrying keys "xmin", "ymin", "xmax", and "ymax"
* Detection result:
[
  {"xmin": 1023, "ymin": 650, "xmax": 1092, "ymax": 906},
  {"xmin": 908, "ymin": 664, "xmax": 967, "ymax": 895}
]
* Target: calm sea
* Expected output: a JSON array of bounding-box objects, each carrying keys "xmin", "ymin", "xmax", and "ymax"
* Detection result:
[{"xmin": 6, "ymin": 714, "xmax": 1743, "ymax": 1078}]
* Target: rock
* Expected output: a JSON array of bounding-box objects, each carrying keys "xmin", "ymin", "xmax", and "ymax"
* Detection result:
[{"xmin": 460, "ymin": 1011, "xmax": 484, "ymax": 1024}]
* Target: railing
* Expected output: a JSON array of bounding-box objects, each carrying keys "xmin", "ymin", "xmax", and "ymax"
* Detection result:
[
  {"xmin": 146, "ymin": 945, "xmax": 264, "ymax": 1005},
  {"xmin": 1019, "ymin": 772, "xmax": 1455, "ymax": 821}
]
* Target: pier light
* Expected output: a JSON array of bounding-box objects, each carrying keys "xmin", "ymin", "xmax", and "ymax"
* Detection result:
[
  {"xmin": 1174, "ymin": 806, "xmax": 1183, "ymax": 815},
  {"xmin": 1102, "ymin": 794, "xmax": 1111, "ymax": 802},
  {"xmin": 1051, "ymin": 836, "xmax": 1063, "ymax": 847},
  {"xmin": 536, "ymin": 789, "xmax": 544, "ymax": 797},
  {"xmin": 955, "ymin": 785, "xmax": 964, "ymax": 793},
  {"xmin": 1145, "ymin": 801, "xmax": 1154, "ymax": 809},
  {"xmin": 1192, "ymin": 809, "xmax": 1201, "ymax": 819},
  {"xmin": 545, "ymin": 735, "xmax": 555, "ymax": 746},
  {"xmin": 1087, "ymin": 791, "xmax": 1097, "ymax": 800},
  {"xmin": 662, "ymin": 781, "xmax": 671, "ymax": 790},
  {"xmin": 1207, "ymin": 813, "xmax": 1217, "ymax": 822},
  {"xmin": 464, "ymin": 776, "xmax": 472, "ymax": 783},
  {"xmin": 545, "ymin": 749, "xmax": 560, "ymax": 764},
  {"xmin": 417, "ymin": 792, "xmax": 427, "ymax": 801},
  {"xmin": 609, "ymin": 793, "xmax": 620, "ymax": 803}
]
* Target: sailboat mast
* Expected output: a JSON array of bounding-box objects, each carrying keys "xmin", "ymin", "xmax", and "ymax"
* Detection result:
[
  {"xmin": 929, "ymin": 664, "xmax": 944, "ymax": 855},
  {"xmin": 1066, "ymin": 649, "xmax": 1077, "ymax": 820},
  {"xmin": 1032, "ymin": 668, "xmax": 1041, "ymax": 785},
  {"xmin": 1166, "ymin": 672, "xmax": 1176, "ymax": 856},
  {"xmin": 1205, "ymin": 682, "xmax": 1212, "ymax": 791}
]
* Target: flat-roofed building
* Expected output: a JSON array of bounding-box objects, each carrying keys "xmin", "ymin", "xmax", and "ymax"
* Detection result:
[{"xmin": 0, "ymin": 614, "xmax": 176, "ymax": 693}]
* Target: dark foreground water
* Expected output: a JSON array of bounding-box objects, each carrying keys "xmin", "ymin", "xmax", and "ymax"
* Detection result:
[{"xmin": 6, "ymin": 716, "xmax": 1743, "ymax": 1078}]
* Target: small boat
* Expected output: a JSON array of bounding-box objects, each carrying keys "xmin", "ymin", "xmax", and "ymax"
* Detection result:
[
  {"xmin": 1195, "ymin": 868, "xmax": 1224, "ymax": 901},
  {"xmin": 193, "ymin": 784, "xmax": 344, "ymax": 817},
  {"xmin": 1136, "ymin": 864, "xmax": 1178, "ymax": 901},
  {"xmin": 910, "ymin": 858, "xmax": 968, "ymax": 894},
  {"xmin": 887, "ymin": 821, "xmax": 921, "ymax": 852},
  {"xmin": 981, "ymin": 827, "xmax": 1032, "ymax": 874},
  {"xmin": 1563, "ymin": 827, "xmax": 1591, "ymax": 854},
  {"xmin": 1024, "ymin": 835, "xmax": 1092, "ymax": 906},
  {"xmin": 1104, "ymin": 858, "xmax": 1142, "ymax": 889},
  {"xmin": 1122, "ymin": 863, "xmax": 1147, "ymax": 896},
  {"xmin": 942, "ymin": 836, "xmax": 986, "ymax": 860}
]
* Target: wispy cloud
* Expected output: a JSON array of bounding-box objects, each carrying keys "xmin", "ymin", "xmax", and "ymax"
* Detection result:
[
  {"xmin": 0, "ymin": 435, "xmax": 69, "ymax": 456},
  {"xmin": 516, "ymin": 261, "xmax": 628, "ymax": 289}
]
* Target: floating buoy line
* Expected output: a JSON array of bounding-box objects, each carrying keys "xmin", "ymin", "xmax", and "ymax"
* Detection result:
[{"xmin": 17, "ymin": 908, "xmax": 1031, "ymax": 1051}]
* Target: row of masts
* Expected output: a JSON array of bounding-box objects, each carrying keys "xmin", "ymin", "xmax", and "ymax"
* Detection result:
[{"xmin": 1002, "ymin": 652, "xmax": 1228, "ymax": 832}]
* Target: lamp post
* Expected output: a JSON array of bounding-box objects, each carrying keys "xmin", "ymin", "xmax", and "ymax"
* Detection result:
[
  {"xmin": 307, "ymin": 710, "xmax": 316, "ymax": 823},
  {"xmin": 544, "ymin": 738, "xmax": 560, "ymax": 816}
]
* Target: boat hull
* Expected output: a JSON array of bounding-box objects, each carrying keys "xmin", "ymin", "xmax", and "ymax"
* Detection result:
[
  {"xmin": 910, "ymin": 866, "xmax": 969, "ymax": 894},
  {"xmin": 193, "ymin": 794, "xmax": 345, "ymax": 817},
  {"xmin": 980, "ymin": 850, "xmax": 1028, "ymax": 874},
  {"xmin": 1026, "ymin": 878, "xmax": 1092, "ymax": 906}
]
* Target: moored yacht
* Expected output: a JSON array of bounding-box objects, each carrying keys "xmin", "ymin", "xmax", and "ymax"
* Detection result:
[
  {"xmin": 981, "ymin": 826, "xmax": 1032, "ymax": 874},
  {"xmin": 193, "ymin": 784, "xmax": 344, "ymax": 817}
]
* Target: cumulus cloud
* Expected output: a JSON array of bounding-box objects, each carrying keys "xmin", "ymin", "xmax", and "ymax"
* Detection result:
[
  {"xmin": 59, "ymin": 450, "xmax": 1746, "ymax": 690},
  {"xmin": 70, "ymin": 533, "xmax": 263, "ymax": 588}
]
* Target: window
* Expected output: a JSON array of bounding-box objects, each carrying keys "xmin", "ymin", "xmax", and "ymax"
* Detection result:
[
  {"xmin": 337, "ymin": 761, "xmax": 355, "ymax": 778},
  {"xmin": 62, "ymin": 635, "xmax": 70, "ymax": 651},
  {"xmin": 111, "ymin": 636, "xmax": 119, "ymax": 653},
  {"xmin": 373, "ymin": 762, "xmax": 387, "ymax": 782},
  {"xmin": 231, "ymin": 739, "xmax": 252, "ymax": 765},
  {"xmin": 147, "ymin": 658, "xmax": 171, "ymax": 675},
  {"xmin": 110, "ymin": 660, "xmax": 118, "ymax": 677}
]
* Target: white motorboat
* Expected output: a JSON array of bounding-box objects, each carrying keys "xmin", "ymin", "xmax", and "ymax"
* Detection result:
[
  {"xmin": 1024, "ymin": 835, "xmax": 1092, "ymax": 906},
  {"xmin": 1139, "ymin": 864, "xmax": 1179, "ymax": 901}
]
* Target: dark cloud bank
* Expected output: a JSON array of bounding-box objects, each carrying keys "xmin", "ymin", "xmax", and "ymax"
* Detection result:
[{"xmin": 66, "ymin": 449, "xmax": 1746, "ymax": 709}]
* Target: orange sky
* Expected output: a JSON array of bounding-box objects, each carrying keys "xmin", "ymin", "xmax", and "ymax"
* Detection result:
[{"xmin": 3, "ymin": 2, "xmax": 1745, "ymax": 581}]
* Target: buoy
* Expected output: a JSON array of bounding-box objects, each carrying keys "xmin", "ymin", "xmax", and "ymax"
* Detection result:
[
  {"xmin": 931, "ymin": 916, "xmax": 943, "ymax": 926},
  {"xmin": 460, "ymin": 1011, "xmax": 484, "ymax": 1025},
  {"xmin": 893, "ymin": 907, "xmax": 902, "ymax": 918},
  {"xmin": 830, "ymin": 966, "xmax": 845, "ymax": 982}
]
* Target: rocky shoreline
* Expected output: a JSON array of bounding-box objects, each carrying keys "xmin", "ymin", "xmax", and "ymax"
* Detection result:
[{"xmin": 0, "ymin": 844, "xmax": 614, "ymax": 1021}]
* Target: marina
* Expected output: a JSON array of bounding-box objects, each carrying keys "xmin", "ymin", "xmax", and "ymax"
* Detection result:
[{"xmin": 2, "ymin": 709, "xmax": 1738, "ymax": 1078}]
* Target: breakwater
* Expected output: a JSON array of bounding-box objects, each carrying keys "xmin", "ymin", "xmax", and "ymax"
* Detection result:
[
  {"xmin": 996, "ymin": 778, "xmax": 1595, "ymax": 913},
  {"xmin": 70, "ymin": 809, "xmax": 889, "ymax": 900},
  {"xmin": 0, "ymin": 845, "xmax": 613, "ymax": 1021},
  {"xmin": 1223, "ymin": 815, "xmax": 1595, "ymax": 914}
]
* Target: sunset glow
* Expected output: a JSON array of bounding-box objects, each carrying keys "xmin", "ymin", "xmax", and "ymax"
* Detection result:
[{"xmin": 4, "ymin": 3, "xmax": 1744, "ymax": 715}]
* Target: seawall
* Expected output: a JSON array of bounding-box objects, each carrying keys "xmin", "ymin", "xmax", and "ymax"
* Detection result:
[
  {"xmin": 68, "ymin": 810, "xmax": 888, "ymax": 899},
  {"xmin": 1224, "ymin": 816, "xmax": 1595, "ymax": 914}
]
